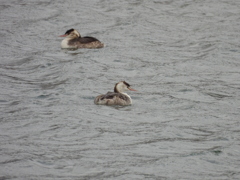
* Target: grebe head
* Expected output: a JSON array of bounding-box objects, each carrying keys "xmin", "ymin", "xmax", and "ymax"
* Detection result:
[
  {"xmin": 114, "ymin": 81, "xmax": 137, "ymax": 93},
  {"xmin": 59, "ymin": 28, "xmax": 80, "ymax": 39}
]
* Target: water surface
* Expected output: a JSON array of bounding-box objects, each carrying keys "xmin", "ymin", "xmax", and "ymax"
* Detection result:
[{"xmin": 0, "ymin": 0, "xmax": 240, "ymax": 179}]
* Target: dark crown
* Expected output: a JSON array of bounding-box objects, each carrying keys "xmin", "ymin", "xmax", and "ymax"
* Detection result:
[
  {"xmin": 65, "ymin": 28, "xmax": 74, "ymax": 35},
  {"xmin": 123, "ymin": 81, "xmax": 130, "ymax": 87}
]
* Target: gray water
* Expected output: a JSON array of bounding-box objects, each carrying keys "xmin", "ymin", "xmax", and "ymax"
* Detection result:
[{"xmin": 1, "ymin": 0, "xmax": 240, "ymax": 179}]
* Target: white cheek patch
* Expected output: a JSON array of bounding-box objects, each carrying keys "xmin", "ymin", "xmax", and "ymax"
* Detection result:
[{"xmin": 73, "ymin": 30, "xmax": 80, "ymax": 37}]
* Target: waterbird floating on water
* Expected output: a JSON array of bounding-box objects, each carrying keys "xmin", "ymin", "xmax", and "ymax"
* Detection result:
[
  {"xmin": 94, "ymin": 81, "xmax": 137, "ymax": 106},
  {"xmin": 59, "ymin": 28, "xmax": 104, "ymax": 49}
]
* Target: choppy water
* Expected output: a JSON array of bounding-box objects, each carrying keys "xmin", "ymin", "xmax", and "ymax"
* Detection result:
[{"xmin": 1, "ymin": 0, "xmax": 240, "ymax": 179}]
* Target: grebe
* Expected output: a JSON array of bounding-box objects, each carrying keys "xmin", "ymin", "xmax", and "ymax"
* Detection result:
[
  {"xmin": 59, "ymin": 28, "xmax": 104, "ymax": 49},
  {"xmin": 94, "ymin": 81, "xmax": 137, "ymax": 106}
]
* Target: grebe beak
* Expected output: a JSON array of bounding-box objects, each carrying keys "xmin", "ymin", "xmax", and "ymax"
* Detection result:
[
  {"xmin": 128, "ymin": 87, "xmax": 137, "ymax": 91},
  {"xmin": 59, "ymin": 34, "xmax": 68, "ymax": 37}
]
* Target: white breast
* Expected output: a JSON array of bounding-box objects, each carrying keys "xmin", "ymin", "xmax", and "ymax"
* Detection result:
[
  {"xmin": 121, "ymin": 92, "xmax": 132, "ymax": 104},
  {"xmin": 61, "ymin": 38, "xmax": 78, "ymax": 48},
  {"xmin": 61, "ymin": 38, "xmax": 70, "ymax": 48}
]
